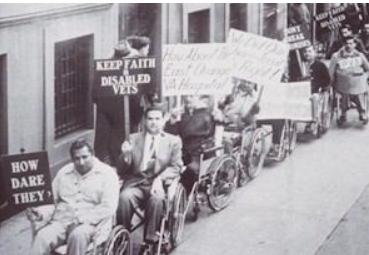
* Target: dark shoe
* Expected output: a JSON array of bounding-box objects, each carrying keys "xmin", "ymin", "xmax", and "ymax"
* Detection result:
[
  {"xmin": 304, "ymin": 124, "xmax": 314, "ymax": 134},
  {"xmin": 339, "ymin": 114, "xmax": 347, "ymax": 124},
  {"xmin": 359, "ymin": 113, "xmax": 368, "ymax": 124}
]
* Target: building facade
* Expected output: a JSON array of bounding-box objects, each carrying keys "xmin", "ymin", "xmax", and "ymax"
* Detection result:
[{"xmin": 0, "ymin": 4, "xmax": 118, "ymax": 172}]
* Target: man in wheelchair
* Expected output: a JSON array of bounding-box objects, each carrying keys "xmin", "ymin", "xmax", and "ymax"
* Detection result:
[
  {"xmin": 329, "ymin": 35, "xmax": 369, "ymax": 124},
  {"xmin": 301, "ymin": 45, "xmax": 331, "ymax": 133},
  {"xmin": 216, "ymin": 79, "xmax": 260, "ymax": 154},
  {"xmin": 164, "ymin": 95, "xmax": 215, "ymax": 195},
  {"xmin": 28, "ymin": 139, "xmax": 120, "ymax": 255},
  {"xmin": 116, "ymin": 104, "xmax": 184, "ymax": 247}
]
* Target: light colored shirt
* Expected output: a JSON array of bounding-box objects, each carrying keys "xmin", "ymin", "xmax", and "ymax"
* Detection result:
[
  {"xmin": 141, "ymin": 133, "xmax": 161, "ymax": 171},
  {"xmin": 224, "ymin": 93, "xmax": 257, "ymax": 125},
  {"xmin": 51, "ymin": 157, "xmax": 119, "ymax": 226}
]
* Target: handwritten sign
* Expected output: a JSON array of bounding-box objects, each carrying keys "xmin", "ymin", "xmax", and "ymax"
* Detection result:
[
  {"xmin": 94, "ymin": 57, "xmax": 156, "ymax": 98},
  {"xmin": 227, "ymin": 29, "xmax": 290, "ymax": 84},
  {"xmin": 314, "ymin": 5, "xmax": 346, "ymax": 33},
  {"xmin": 0, "ymin": 152, "xmax": 53, "ymax": 209},
  {"xmin": 286, "ymin": 24, "xmax": 311, "ymax": 50},
  {"xmin": 259, "ymin": 81, "xmax": 312, "ymax": 121},
  {"xmin": 162, "ymin": 44, "xmax": 232, "ymax": 96}
]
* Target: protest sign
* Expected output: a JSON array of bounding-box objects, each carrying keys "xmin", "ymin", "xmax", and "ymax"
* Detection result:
[
  {"xmin": 259, "ymin": 81, "xmax": 312, "ymax": 121},
  {"xmin": 94, "ymin": 57, "xmax": 156, "ymax": 98},
  {"xmin": 0, "ymin": 152, "xmax": 53, "ymax": 209},
  {"xmin": 227, "ymin": 29, "xmax": 290, "ymax": 84},
  {"xmin": 314, "ymin": 5, "xmax": 346, "ymax": 33},
  {"xmin": 162, "ymin": 43, "xmax": 232, "ymax": 96},
  {"xmin": 286, "ymin": 24, "xmax": 311, "ymax": 51}
]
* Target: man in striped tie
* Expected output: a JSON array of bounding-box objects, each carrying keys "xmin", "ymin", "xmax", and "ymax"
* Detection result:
[{"xmin": 116, "ymin": 103, "xmax": 183, "ymax": 245}]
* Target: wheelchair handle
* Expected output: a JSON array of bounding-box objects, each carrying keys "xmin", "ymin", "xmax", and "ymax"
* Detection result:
[{"xmin": 201, "ymin": 145, "xmax": 224, "ymax": 155}]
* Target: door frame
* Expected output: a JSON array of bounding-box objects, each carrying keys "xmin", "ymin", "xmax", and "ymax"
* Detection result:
[{"xmin": 0, "ymin": 54, "xmax": 8, "ymax": 156}]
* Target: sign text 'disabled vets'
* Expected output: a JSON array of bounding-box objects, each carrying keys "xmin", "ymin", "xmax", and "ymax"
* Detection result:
[
  {"xmin": 94, "ymin": 57, "xmax": 156, "ymax": 97},
  {"xmin": 227, "ymin": 29, "xmax": 290, "ymax": 84},
  {"xmin": 1, "ymin": 152, "xmax": 53, "ymax": 209},
  {"xmin": 314, "ymin": 5, "xmax": 346, "ymax": 33},
  {"xmin": 162, "ymin": 43, "xmax": 232, "ymax": 96}
]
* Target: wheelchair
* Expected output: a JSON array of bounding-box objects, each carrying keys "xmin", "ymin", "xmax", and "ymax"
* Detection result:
[
  {"xmin": 258, "ymin": 119, "xmax": 298, "ymax": 162},
  {"xmin": 334, "ymin": 90, "xmax": 369, "ymax": 126},
  {"xmin": 221, "ymin": 123, "xmax": 267, "ymax": 187},
  {"xmin": 29, "ymin": 179, "xmax": 186, "ymax": 255},
  {"xmin": 302, "ymin": 89, "xmax": 334, "ymax": 138},
  {"xmin": 29, "ymin": 205, "xmax": 115, "ymax": 255},
  {"xmin": 182, "ymin": 143, "xmax": 238, "ymax": 221},
  {"xmin": 105, "ymin": 178, "xmax": 187, "ymax": 255}
]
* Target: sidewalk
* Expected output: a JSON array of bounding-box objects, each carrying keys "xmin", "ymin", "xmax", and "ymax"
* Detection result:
[
  {"xmin": 317, "ymin": 184, "xmax": 369, "ymax": 255},
  {"xmin": 0, "ymin": 211, "xmax": 32, "ymax": 255}
]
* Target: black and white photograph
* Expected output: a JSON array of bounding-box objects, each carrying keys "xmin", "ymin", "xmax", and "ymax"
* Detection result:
[{"xmin": 1, "ymin": 3, "xmax": 369, "ymax": 255}]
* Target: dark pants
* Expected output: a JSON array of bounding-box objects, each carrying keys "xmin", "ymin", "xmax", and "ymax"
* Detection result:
[
  {"xmin": 181, "ymin": 159, "xmax": 200, "ymax": 195},
  {"xmin": 117, "ymin": 184, "xmax": 165, "ymax": 243},
  {"xmin": 94, "ymin": 97, "xmax": 143, "ymax": 166},
  {"xmin": 342, "ymin": 94, "xmax": 365, "ymax": 114},
  {"xmin": 258, "ymin": 119, "xmax": 285, "ymax": 144}
]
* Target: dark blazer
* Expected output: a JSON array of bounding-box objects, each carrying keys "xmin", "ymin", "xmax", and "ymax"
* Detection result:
[
  {"xmin": 309, "ymin": 60, "xmax": 331, "ymax": 94},
  {"xmin": 117, "ymin": 131, "xmax": 183, "ymax": 188}
]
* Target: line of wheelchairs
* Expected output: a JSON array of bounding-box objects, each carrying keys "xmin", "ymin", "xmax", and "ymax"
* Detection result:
[
  {"xmin": 28, "ymin": 89, "xmax": 368, "ymax": 255},
  {"xmin": 27, "ymin": 120, "xmax": 284, "ymax": 255},
  {"xmin": 301, "ymin": 86, "xmax": 368, "ymax": 131}
]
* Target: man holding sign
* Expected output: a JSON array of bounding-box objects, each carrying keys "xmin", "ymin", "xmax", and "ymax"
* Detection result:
[{"xmin": 28, "ymin": 139, "xmax": 120, "ymax": 255}]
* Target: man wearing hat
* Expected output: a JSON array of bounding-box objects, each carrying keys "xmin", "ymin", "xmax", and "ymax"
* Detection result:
[{"xmin": 116, "ymin": 103, "xmax": 183, "ymax": 246}]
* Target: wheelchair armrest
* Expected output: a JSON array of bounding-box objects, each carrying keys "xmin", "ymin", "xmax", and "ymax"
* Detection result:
[
  {"xmin": 223, "ymin": 124, "xmax": 241, "ymax": 133},
  {"xmin": 201, "ymin": 145, "xmax": 224, "ymax": 155}
]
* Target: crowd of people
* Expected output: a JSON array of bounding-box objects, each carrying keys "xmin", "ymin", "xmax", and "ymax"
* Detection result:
[{"xmin": 25, "ymin": 15, "xmax": 369, "ymax": 254}]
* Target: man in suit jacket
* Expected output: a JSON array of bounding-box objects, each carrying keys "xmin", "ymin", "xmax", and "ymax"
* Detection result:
[{"xmin": 116, "ymin": 103, "xmax": 183, "ymax": 244}]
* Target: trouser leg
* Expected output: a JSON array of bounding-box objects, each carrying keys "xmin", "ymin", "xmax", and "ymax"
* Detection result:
[
  {"xmin": 94, "ymin": 109, "xmax": 111, "ymax": 164},
  {"xmin": 144, "ymin": 193, "xmax": 165, "ymax": 243},
  {"xmin": 30, "ymin": 221, "xmax": 66, "ymax": 255},
  {"xmin": 117, "ymin": 186, "xmax": 146, "ymax": 230},
  {"xmin": 181, "ymin": 162, "xmax": 199, "ymax": 195},
  {"xmin": 67, "ymin": 224, "xmax": 95, "ymax": 255},
  {"xmin": 350, "ymin": 95, "xmax": 364, "ymax": 113},
  {"xmin": 272, "ymin": 120, "xmax": 284, "ymax": 145},
  {"xmin": 311, "ymin": 93, "xmax": 320, "ymax": 120}
]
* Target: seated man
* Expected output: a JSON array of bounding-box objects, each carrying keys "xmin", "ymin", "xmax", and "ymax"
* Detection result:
[
  {"xmin": 216, "ymin": 80, "xmax": 260, "ymax": 153},
  {"xmin": 221, "ymin": 80, "xmax": 259, "ymax": 129},
  {"xmin": 165, "ymin": 95, "xmax": 215, "ymax": 194},
  {"xmin": 28, "ymin": 139, "xmax": 120, "ymax": 255},
  {"xmin": 302, "ymin": 45, "xmax": 331, "ymax": 133},
  {"xmin": 329, "ymin": 35, "xmax": 369, "ymax": 123},
  {"xmin": 116, "ymin": 104, "xmax": 183, "ymax": 246}
]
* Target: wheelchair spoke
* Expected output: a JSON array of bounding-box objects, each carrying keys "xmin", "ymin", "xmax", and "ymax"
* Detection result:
[{"xmin": 207, "ymin": 156, "xmax": 237, "ymax": 211}]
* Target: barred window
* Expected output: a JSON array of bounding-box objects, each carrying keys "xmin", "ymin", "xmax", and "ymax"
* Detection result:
[{"xmin": 54, "ymin": 35, "xmax": 93, "ymax": 139}]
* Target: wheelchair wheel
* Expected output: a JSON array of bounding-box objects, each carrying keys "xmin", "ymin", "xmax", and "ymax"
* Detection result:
[
  {"xmin": 320, "ymin": 94, "xmax": 333, "ymax": 133},
  {"xmin": 236, "ymin": 152, "xmax": 248, "ymax": 187},
  {"xmin": 335, "ymin": 93, "xmax": 344, "ymax": 126},
  {"xmin": 104, "ymin": 225, "xmax": 130, "ymax": 255},
  {"xmin": 276, "ymin": 122, "xmax": 288, "ymax": 161},
  {"xmin": 363, "ymin": 92, "xmax": 369, "ymax": 125},
  {"xmin": 169, "ymin": 184, "xmax": 187, "ymax": 248},
  {"xmin": 287, "ymin": 121, "xmax": 297, "ymax": 154},
  {"xmin": 246, "ymin": 128, "xmax": 266, "ymax": 179},
  {"xmin": 207, "ymin": 155, "xmax": 237, "ymax": 212}
]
